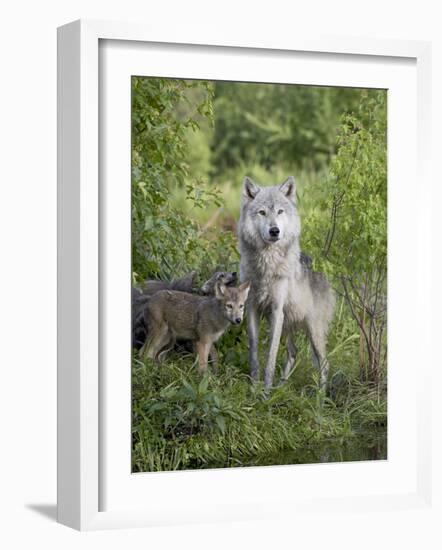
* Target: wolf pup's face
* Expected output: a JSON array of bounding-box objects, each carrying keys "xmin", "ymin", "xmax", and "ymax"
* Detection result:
[
  {"xmin": 215, "ymin": 281, "xmax": 251, "ymax": 325},
  {"xmin": 241, "ymin": 176, "xmax": 301, "ymax": 245}
]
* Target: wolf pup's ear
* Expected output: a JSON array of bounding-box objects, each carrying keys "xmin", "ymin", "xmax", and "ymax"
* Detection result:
[
  {"xmin": 279, "ymin": 176, "xmax": 297, "ymax": 202},
  {"xmin": 243, "ymin": 177, "xmax": 261, "ymax": 200},
  {"xmin": 214, "ymin": 281, "xmax": 226, "ymax": 299},
  {"xmin": 200, "ymin": 281, "xmax": 210, "ymax": 295},
  {"xmin": 239, "ymin": 281, "xmax": 251, "ymax": 301}
]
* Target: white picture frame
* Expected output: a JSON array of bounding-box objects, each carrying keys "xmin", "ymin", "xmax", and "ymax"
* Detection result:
[{"xmin": 57, "ymin": 19, "xmax": 432, "ymax": 531}]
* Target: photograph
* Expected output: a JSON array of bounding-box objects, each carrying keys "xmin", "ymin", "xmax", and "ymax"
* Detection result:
[{"xmin": 130, "ymin": 76, "xmax": 388, "ymax": 473}]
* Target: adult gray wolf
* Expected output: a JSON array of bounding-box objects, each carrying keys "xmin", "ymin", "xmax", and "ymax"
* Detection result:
[
  {"xmin": 142, "ymin": 281, "xmax": 251, "ymax": 374},
  {"xmin": 238, "ymin": 176, "xmax": 335, "ymax": 390}
]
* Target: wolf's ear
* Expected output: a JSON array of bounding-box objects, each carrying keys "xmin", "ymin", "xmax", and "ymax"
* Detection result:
[
  {"xmin": 279, "ymin": 176, "xmax": 296, "ymax": 202},
  {"xmin": 239, "ymin": 281, "xmax": 251, "ymax": 301},
  {"xmin": 214, "ymin": 281, "xmax": 226, "ymax": 299},
  {"xmin": 243, "ymin": 177, "xmax": 261, "ymax": 200},
  {"xmin": 200, "ymin": 281, "xmax": 210, "ymax": 295}
]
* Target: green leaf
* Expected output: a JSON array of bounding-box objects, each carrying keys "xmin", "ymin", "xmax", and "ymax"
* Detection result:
[
  {"xmin": 198, "ymin": 376, "xmax": 209, "ymax": 394},
  {"xmin": 214, "ymin": 415, "xmax": 226, "ymax": 435}
]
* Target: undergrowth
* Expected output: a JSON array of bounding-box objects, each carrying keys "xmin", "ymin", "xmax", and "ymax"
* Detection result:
[{"xmin": 132, "ymin": 307, "xmax": 387, "ymax": 472}]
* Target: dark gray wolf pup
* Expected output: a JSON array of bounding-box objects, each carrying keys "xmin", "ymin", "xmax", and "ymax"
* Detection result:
[
  {"xmin": 142, "ymin": 281, "xmax": 251, "ymax": 374},
  {"xmin": 238, "ymin": 176, "xmax": 335, "ymax": 390},
  {"xmin": 200, "ymin": 271, "xmax": 238, "ymax": 295},
  {"xmin": 142, "ymin": 271, "xmax": 197, "ymax": 295}
]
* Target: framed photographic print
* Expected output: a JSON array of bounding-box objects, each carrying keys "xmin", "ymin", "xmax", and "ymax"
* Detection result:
[{"xmin": 57, "ymin": 19, "xmax": 432, "ymax": 530}]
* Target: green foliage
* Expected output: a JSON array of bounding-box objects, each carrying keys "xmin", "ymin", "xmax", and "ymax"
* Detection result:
[
  {"xmin": 211, "ymin": 82, "xmax": 369, "ymax": 174},
  {"xmin": 307, "ymin": 91, "xmax": 388, "ymax": 381},
  {"xmin": 132, "ymin": 355, "xmax": 386, "ymax": 472},
  {"xmin": 131, "ymin": 77, "xmax": 236, "ymax": 284},
  {"xmin": 320, "ymin": 90, "xmax": 387, "ymax": 273}
]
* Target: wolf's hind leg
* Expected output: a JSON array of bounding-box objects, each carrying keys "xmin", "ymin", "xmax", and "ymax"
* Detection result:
[
  {"xmin": 281, "ymin": 334, "xmax": 297, "ymax": 383},
  {"xmin": 142, "ymin": 321, "xmax": 171, "ymax": 363},
  {"xmin": 307, "ymin": 325, "xmax": 329, "ymax": 389},
  {"xmin": 157, "ymin": 334, "xmax": 175, "ymax": 363}
]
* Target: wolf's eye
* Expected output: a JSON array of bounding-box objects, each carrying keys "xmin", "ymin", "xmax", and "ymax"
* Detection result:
[
  {"xmin": 258, "ymin": 210, "xmax": 266, "ymax": 216},
  {"xmin": 226, "ymin": 304, "xmax": 233, "ymax": 309},
  {"xmin": 278, "ymin": 209, "xmax": 284, "ymax": 215},
  {"xmin": 239, "ymin": 304, "xmax": 244, "ymax": 309}
]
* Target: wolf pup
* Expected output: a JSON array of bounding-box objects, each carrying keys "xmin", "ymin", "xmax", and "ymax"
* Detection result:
[
  {"xmin": 142, "ymin": 271, "xmax": 197, "ymax": 295},
  {"xmin": 142, "ymin": 281, "xmax": 251, "ymax": 374},
  {"xmin": 238, "ymin": 176, "xmax": 335, "ymax": 390},
  {"xmin": 132, "ymin": 271, "xmax": 237, "ymax": 349},
  {"xmin": 200, "ymin": 271, "xmax": 237, "ymax": 295}
]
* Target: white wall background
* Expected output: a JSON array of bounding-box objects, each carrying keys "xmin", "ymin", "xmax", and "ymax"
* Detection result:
[{"xmin": 0, "ymin": 1, "xmax": 440, "ymax": 548}]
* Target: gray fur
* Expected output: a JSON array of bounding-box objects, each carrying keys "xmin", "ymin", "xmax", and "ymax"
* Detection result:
[
  {"xmin": 238, "ymin": 176, "xmax": 335, "ymax": 390},
  {"xmin": 132, "ymin": 270, "xmax": 232, "ymax": 350},
  {"xmin": 142, "ymin": 282, "xmax": 251, "ymax": 374},
  {"xmin": 142, "ymin": 271, "xmax": 197, "ymax": 295},
  {"xmin": 200, "ymin": 271, "xmax": 238, "ymax": 295},
  {"xmin": 132, "ymin": 273, "xmax": 197, "ymax": 350}
]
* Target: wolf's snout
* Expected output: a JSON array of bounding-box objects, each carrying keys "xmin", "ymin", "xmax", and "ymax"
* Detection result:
[
  {"xmin": 269, "ymin": 226, "xmax": 280, "ymax": 237},
  {"xmin": 235, "ymin": 317, "xmax": 242, "ymax": 325}
]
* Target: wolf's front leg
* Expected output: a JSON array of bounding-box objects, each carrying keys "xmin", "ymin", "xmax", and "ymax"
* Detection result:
[
  {"xmin": 247, "ymin": 299, "xmax": 260, "ymax": 380},
  {"xmin": 265, "ymin": 304, "xmax": 285, "ymax": 390},
  {"xmin": 209, "ymin": 345, "xmax": 218, "ymax": 374},
  {"xmin": 196, "ymin": 341, "xmax": 211, "ymax": 375}
]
